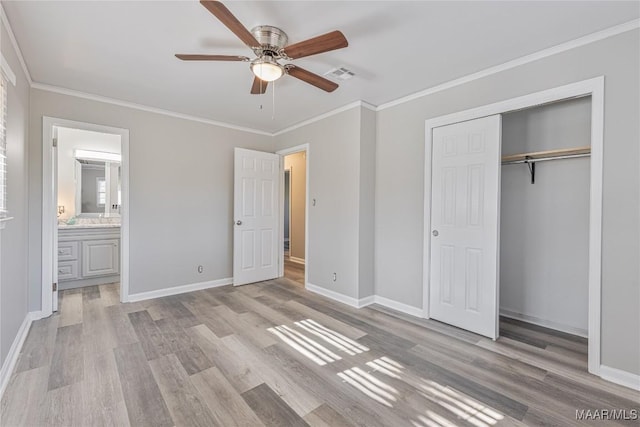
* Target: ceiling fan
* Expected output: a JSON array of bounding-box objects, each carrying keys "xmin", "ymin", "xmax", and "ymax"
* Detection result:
[{"xmin": 176, "ymin": 0, "xmax": 348, "ymax": 94}]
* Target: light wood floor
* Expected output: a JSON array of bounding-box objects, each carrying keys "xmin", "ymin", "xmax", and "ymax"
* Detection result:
[
  {"xmin": 2, "ymin": 279, "xmax": 638, "ymax": 426},
  {"xmin": 284, "ymin": 255, "xmax": 305, "ymax": 286}
]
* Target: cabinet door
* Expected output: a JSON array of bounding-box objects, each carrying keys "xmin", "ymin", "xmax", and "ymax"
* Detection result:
[{"xmin": 82, "ymin": 239, "xmax": 120, "ymax": 277}]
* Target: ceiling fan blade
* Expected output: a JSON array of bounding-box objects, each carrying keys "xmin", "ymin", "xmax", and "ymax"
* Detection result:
[
  {"xmin": 175, "ymin": 54, "xmax": 249, "ymax": 61},
  {"xmin": 250, "ymin": 77, "xmax": 268, "ymax": 94},
  {"xmin": 286, "ymin": 65, "xmax": 338, "ymax": 92},
  {"xmin": 283, "ymin": 30, "xmax": 348, "ymax": 59},
  {"xmin": 200, "ymin": 1, "xmax": 260, "ymax": 48}
]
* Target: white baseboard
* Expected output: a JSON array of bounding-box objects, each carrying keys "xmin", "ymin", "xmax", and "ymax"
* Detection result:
[
  {"xmin": 306, "ymin": 283, "xmax": 373, "ymax": 308},
  {"xmin": 127, "ymin": 277, "xmax": 232, "ymax": 303},
  {"xmin": 373, "ymin": 296, "xmax": 424, "ymax": 318},
  {"xmin": 0, "ymin": 311, "xmax": 42, "ymax": 400},
  {"xmin": 600, "ymin": 365, "xmax": 640, "ymax": 391},
  {"xmin": 289, "ymin": 257, "xmax": 305, "ymax": 265},
  {"xmin": 500, "ymin": 308, "xmax": 588, "ymax": 338}
]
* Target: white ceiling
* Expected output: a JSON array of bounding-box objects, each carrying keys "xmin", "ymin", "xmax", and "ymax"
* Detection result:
[{"xmin": 3, "ymin": 1, "xmax": 638, "ymax": 133}]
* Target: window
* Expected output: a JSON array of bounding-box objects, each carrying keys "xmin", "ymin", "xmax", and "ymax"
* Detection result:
[
  {"xmin": 97, "ymin": 177, "xmax": 106, "ymax": 206},
  {"xmin": 0, "ymin": 75, "xmax": 7, "ymax": 220}
]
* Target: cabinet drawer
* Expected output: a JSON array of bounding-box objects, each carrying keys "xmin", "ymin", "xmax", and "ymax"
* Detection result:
[
  {"xmin": 58, "ymin": 241, "xmax": 79, "ymax": 261},
  {"xmin": 58, "ymin": 261, "xmax": 79, "ymax": 281}
]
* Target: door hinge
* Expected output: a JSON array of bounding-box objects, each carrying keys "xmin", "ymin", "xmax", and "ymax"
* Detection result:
[
  {"xmin": 52, "ymin": 282, "xmax": 57, "ymax": 292},
  {"xmin": 52, "ymin": 137, "xmax": 58, "ymax": 148}
]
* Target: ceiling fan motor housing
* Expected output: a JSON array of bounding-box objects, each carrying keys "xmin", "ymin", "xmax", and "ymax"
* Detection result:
[{"xmin": 251, "ymin": 25, "xmax": 289, "ymax": 57}]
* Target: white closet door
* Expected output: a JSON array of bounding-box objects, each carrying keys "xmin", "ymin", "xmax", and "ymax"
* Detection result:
[
  {"xmin": 233, "ymin": 148, "xmax": 280, "ymax": 286},
  {"xmin": 429, "ymin": 115, "xmax": 502, "ymax": 339}
]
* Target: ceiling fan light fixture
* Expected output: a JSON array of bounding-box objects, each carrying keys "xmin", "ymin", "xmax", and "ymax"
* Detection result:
[{"xmin": 251, "ymin": 57, "xmax": 284, "ymax": 82}]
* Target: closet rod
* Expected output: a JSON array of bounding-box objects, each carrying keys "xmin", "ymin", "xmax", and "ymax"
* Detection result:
[{"xmin": 501, "ymin": 153, "xmax": 590, "ymax": 165}]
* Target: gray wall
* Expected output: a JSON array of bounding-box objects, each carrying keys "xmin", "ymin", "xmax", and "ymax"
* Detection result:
[
  {"xmin": 28, "ymin": 89, "xmax": 273, "ymax": 304},
  {"xmin": 1, "ymin": 21, "xmax": 30, "ymax": 366},
  {"xmin": 275, "ymin": 106, "xmax": 376, "ymax": 300},
  {"xmin": 374, "ymin": 30, "xmax": 639, "ymax": 374},
  {"xmin": 284, "ymin": 152, "xmax": 306, "ymax": 260},
  {"xmin": 500, "ymin": 97, "xmax": 591, "ymax": 334},
  {"xmin": 358, "ymin": 107, "xmax": 376, "ymax": 299},
  {"xmin": 274, "ymin": 108, "xmax": 362, "ymax": 298}
]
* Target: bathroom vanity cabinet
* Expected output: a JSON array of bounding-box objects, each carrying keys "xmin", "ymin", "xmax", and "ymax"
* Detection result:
[{"xmin": 58, "ymin": 226, "xmax": 120, "ymax": 289}]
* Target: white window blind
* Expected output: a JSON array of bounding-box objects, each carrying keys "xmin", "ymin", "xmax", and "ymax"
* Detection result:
[{"xmin": 0, "ymin": 76, "xmax": 7, "ymax": 220}]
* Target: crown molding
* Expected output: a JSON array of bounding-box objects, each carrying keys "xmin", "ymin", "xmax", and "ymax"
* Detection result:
[
  {"xmin": 1, "ymin": 53, "xmax": 16, "ymax": 86},
  {"xmin": 31, "ymin": 83, "xmax": 272, "ymax": 136},
  {"xmin": 0, "ymin": 3, "xmax": 33, "ymax": 85},
  {"xmin": 272, "ymin": 100, "xmax": 372, "ymax": 136},
  {"xmin": 376, "ymin": 18, "xmax": 640, "ymax": 111}
]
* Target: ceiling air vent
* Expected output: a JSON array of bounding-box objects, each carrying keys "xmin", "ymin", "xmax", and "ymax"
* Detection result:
[{"xmin": 324, "ymin": 66, "xmax": 355, "ymax": 81}]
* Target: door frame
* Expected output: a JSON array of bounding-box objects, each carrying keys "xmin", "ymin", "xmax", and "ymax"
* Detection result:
[
  {"xmin": 42, "ymin": 116, "xmax": 130, "ymax": 317},
  {"xmin": 422, "ymin": 76, "xmax": 604, "ymax": 375},
  {"xmin": 276, "ymin": 143, "xmax": 310, "ymax": 288}
]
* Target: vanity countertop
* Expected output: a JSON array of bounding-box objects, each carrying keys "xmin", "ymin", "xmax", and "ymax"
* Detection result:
[{"xmin": 59, "ymin": 223, "xmax": 121, "ymax": 229}]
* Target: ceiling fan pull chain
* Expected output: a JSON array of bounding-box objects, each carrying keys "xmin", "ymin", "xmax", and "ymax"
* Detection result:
[{"xmin": 272, "ymin": 80, "xmax": 276, "ymax": 120}]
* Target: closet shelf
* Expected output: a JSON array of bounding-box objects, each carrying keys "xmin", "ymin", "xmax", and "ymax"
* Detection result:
[
  {"xmin": 501, "ymin": 146, "xmax": 591, "ymax": 164},
  {"xmin": 501, "ymin": 146, "xmax": 590, "ymax": 184}
]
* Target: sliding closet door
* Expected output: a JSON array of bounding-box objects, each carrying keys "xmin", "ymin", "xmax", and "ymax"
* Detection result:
[{"xmin": 429, "ymin": 115, "xmax": 502, "ymax": 339}]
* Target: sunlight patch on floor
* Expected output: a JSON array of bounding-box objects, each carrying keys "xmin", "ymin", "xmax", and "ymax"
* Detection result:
[
  {"xmin": 295, "ymin": 319, "xmax": 369, "ymax": 355},
  {"xmin": 337, "ymin": 367, "xmax": 399, "ymax": 408}
]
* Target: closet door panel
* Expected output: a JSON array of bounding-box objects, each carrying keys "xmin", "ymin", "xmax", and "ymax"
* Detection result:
[{"xmin": 429, "ymin": 115, "xmax": 501, "ymax": 339}]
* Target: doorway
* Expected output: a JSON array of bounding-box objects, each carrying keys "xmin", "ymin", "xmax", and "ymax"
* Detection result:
[
  {"xmin": 423, "ymin": 77, "xmax": 604, "ymax": 376},
  {"xmin": 42, "ymin": 117, "xmax": 130, "ymax": 315},
  {"xmin": 278, "ymin": 144, "xmax": 309, "ymax": 287}
]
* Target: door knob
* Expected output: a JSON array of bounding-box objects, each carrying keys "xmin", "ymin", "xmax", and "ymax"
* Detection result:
[
  {"xmin": 432, "ymin": 230, "xmax": 439, "ymax": 237},
  {"xmin": 236, "ymin": 220, "xmax": 242, "ymax": 226}
]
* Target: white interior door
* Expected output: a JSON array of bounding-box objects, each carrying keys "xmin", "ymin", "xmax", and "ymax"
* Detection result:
[
  {"xmin": 429, "ymin": 115, "xmax": 502, "ymax": 339},
  {"xmin": 233, "ymin": 148, "xmax": 280, "ymax": 286},
  {"xmin": 52, "ymin": 129, "xmax": 59, "ymax": 311}
]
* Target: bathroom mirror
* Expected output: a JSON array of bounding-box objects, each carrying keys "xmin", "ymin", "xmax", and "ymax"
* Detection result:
[{"xmin": 74, "ymin": 153, "xmax": 121, "ymax": 217}]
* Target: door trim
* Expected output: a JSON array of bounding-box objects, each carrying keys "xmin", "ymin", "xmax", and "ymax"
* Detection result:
[
  {"xmin": 42, "ymin": 116, "xmax": 130, "ymax": 316},
  {"xmin": 423, "ymin": 76, "xmax": 604, "ymax": 375},
  {"xmin": 276, "ymin": 143, "xmax": 310, "ymax": 289}
]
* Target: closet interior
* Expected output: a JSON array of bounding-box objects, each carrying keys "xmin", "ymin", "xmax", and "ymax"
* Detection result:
[{"xmin": 499, "ymin": 96, "xmax": 592, "ymax": 345}]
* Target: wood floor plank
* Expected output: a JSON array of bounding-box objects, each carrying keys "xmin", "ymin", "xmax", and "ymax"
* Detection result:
[
  {"xmin": 128, "ymin": 310, "xmax": 172, "ymax": 360},
  {"xmin": 113, "ymin": 342, "xmax": 174, "ymax": 427},
  {"xmin": 15, "ymin": 315, "xmax": 59, "ymax": 373},
  {"xmin": 105, "ymin": 304, "xmax": 139, "ymax": 347},
  {"xmin": 48, "ymin": 323, "xmax": 84, "ymax": 391},
  {"xmin": 82, "ymin": 284, "xmax": 101, "ymax": 302},
  {"xmin": 303, "ymin": 403, "xmax": 356, "ymax": 427},
  {"xmin": 191, "ymin": 366, "xmax": 266, "ymax": 427},
  {"xmin": 155, "ymin": 317, "xmax": 214, "ymax": 375},
  {"xmin": 183, "ymin": 298, "xmax": 236, "ymax": 338},
  {"xmin": 39, "ymin": 382, "xmax": 86, "ymax": 427},
  {"xmin": 82, "ymin": 330, "xmax": 128, "ymax": 425},
  {"xmin": 187, "ymin": 324, "xmax": 264, "ymax": 393},
  {"xmin": 149, "ymin": 353, "xmax": 219, "ymax": 427},
  {"xmin": 223, "ymin": 333, "xmax": 323, "ymax": 416},
  {"xmin": 98, "ymin": 282, "xmax": 120, "ymax": 307},
  {"xmin": 242, "ymin": 383, "xmax": 310, "ymax": 427},
  {"xmin": 58, "ymin": 290, "xmax": 83, "ymax": 327},
  {"xmin": 0, "ymin": 366, "xmax": 49, "ymax": 426},
  {"xmin": 212, "ymin": 305, "xmax": 278, "ymax": 349},
  {"xmin": 284, "ymin": 299, "xmax": 368, "ymax": 339}
]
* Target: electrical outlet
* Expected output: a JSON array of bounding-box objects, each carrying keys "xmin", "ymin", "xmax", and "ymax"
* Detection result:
[
  {"xmin": 332, "ymin": 272, "xmax": 337, "ymax": 282},
  {"xmin": 197, "ymin": 265, "xmax": 204, "ymax": 273}
]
